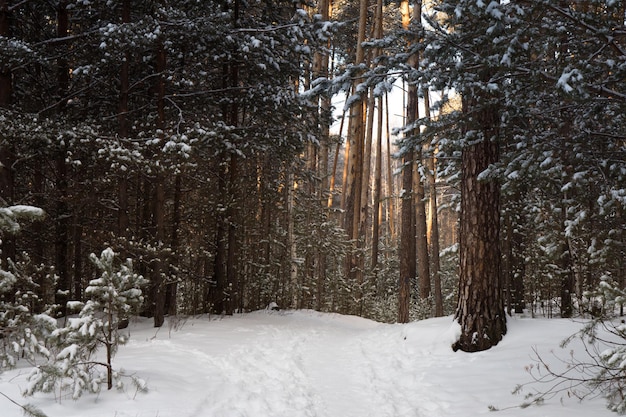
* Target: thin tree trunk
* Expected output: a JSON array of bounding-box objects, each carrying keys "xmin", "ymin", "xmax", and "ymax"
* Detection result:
[
  {"xmin": 152, "ymin": 174, "xmax": 166, "ymax": 327},
  {"xmin": 212, "ymin": 156, "xmax": 228, "ymax": 314},
  {"xmin": 399, "ymin": 107, "xmax": 416, "ymax": 323},
  {"xmin": 225, "ymin": 0, "xmax": 242, "ymax": 315},
  {"xmin": 559, "ymin": 194, "xmax": 575, "ymax": 318},
  {"xmin": 385, "ymin": 94, "xmax": 396, "ymax": 243},
  {"xmin": 415, "ymin": 155, "xmax": 430, "ymax": 300},
  {"xmin": 372, "ymin": 95, "xmax": 383, "ymax": 270},
  {"xmin": 316, "ymin": 0, "xmax": 331, "ymax": 310},
  {"xmin": 32, "ymin": 165, "xmax": 44, "ymax": 266},
  {"xmin": 226, "ymin": 153, "xmax": 240, "ymax": 314},
  {"xmin": 0, "ymin": 0, "xmax": 13, "ymax": 265},
  {"xmin": 318, "ymin": 142, "xmax": 328, "ymax": 309},
  {"xmin": 260, "ymin": 157, "xmax": 274, "ymax": 308},
  {"xmin": 340, "ymin": 117, "xmax": 351, "ymax": 212},
  {"xmin": 424, "ymin": 91, "xmax": 443, "ymax": 316},
  {"xmin": 73, "ymin": 223, "xmax": 82, "ymax": 300},
  {"xmin": 57, "ymin": 1, "xmax": 69, "ymax": 107},
  {"xmin": 288, "ymin": 171, "xmax": 298, "ymax": 308},
  {"xmin": 55, "ymin": 149, "xmax": 70, "ymax": 313},
  {"xmin": 211, "ymin": 0, "xmax": 241, "ymax": 313},
  {"xmin": 399, "ymin": 151, "xmax": 415, "ymax": 323},
  {"xmin": 329, "ymin": 106, "xmax": 346, "ymax": 209},
  {"xmin": 409, "ymin": 0, "xmax": 430, "ymax": 303},
  {"xmin": 356, "ymin": 89, "xmax": 375, "ymax": 313},
  {"xmin": 55, "ymin": 1, "xmax": 71, "ymax": 314},
  {"xmin": 117, "ymin": 0, "xmax": 131, "ymax": 237},
  {"xmin": 166, "ymin": 173, "xmax": 181, "ymax": 316},
  {"xmin": 370, "ymin": 0, "xmax": 383, "ymax": 274},
  {"xmin": 328, "ymin": 141, "xmax": 341, "ymax": 208},
  {"xmin": 0, "ymin": 145, "xmax": 15, "ymax": 265},
  {"xmin": 152, "ymin": 26, "xmax": 167, "ymax": 328},
  {"xmin": 398, "ymin": 0, "xmax": 415, "ymax": 323},
  {"xmin": 118, "ymin": 0, "xmax": 131, "ymax": 136},
  {"xmin": 557, "ymin": 0, "xmax": 575, "ymax": 318},
  {"xmin": 343, "ymin": 0, "xmax": 368, "ymax": 311},
  {"xmin": 0, "ymin": 0, "xmax": 11, "ymax": 106}
]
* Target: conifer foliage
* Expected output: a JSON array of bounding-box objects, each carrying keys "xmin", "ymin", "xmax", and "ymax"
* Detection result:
[
  {"xmin": 24, "ymin": 248, "xmax": 146, "ymax": 399},
  {"xmin": 0, "ymin": 205, "xmax": 49, "ymax": 370},
  {"xmin": 412, "ymin": 0, "xmax": 626, "ymax": 350}
]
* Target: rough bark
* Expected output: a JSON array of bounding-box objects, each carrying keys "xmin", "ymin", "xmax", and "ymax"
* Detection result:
[{"xmin": 453, "ymin": 100, "xmax": 506, "ymax": 352}]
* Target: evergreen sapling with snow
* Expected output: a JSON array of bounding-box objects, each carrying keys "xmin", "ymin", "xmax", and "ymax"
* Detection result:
[
  {"xmin": 0, "ymin": 205, "xmax": 50, "ymax": 371},
  {"xmin": 25, "ymin": 248, "xmax": 147, "ymax": 399},
  {"xmin": 0, "ymin": 204, "xmax": 51, "ymax": 417},
  {"xmin": 0, "ymin": 259, "xmax": 57, "ymax": 371}
]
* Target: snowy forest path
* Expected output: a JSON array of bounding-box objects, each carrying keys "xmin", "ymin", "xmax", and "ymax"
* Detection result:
[
  {"xmin": 125, "ymin": 310, "xmax": 450, "ymax": 417},
  {"xmin": 187, "ymin": 310, "xmax": 450, "ymax": 417},
  {"xmin": 2, "ymin": 311, "xmax": 615, "ymax": 417}
]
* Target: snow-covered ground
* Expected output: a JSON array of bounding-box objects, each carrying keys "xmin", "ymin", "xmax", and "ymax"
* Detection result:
[{"xmin": 0, "ymin": 310, "xmax": 616, "ymax": 417}]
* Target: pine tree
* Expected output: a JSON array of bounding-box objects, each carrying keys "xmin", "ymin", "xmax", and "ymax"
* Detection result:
[
  {"xmin": 24, "ymin": 248, "xmax": 146, "ymax": 398},
  {"xmin": 0, "ymin": 205, "xmax": 49, "ymax": 370},
  {"xmin": 0, "ymin": 204, "xmax": 50, "ymax": 417}
]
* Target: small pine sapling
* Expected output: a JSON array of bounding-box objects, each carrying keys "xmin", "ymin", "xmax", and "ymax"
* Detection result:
[
  {"xmin": 25, "ymin": 248, "xmax": 146, "ymax": 399},
  {"xmin": 0, "ymin": 206, "xmax": 55, "ymax": 370},
  {"xmin": 84, "ymin": 248, "xmax": 146, "ymax": 390},
  {"xmin": 0, "ymin": 251, "xmax": 59, "ymax": 371},
  {"xmin": 0, "ymin": 204, "xmax": 51, "ymax": 416}
]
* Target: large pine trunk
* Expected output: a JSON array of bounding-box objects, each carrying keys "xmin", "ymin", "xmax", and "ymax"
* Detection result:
[{"xmin": 453, "ymin": 101, "xmax": 506, "ymax": 352}]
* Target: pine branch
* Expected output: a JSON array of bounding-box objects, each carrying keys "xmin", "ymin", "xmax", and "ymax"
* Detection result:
[{"xmin": 0, "ymin": 391, "xmax": 48, "ymax": 417}]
